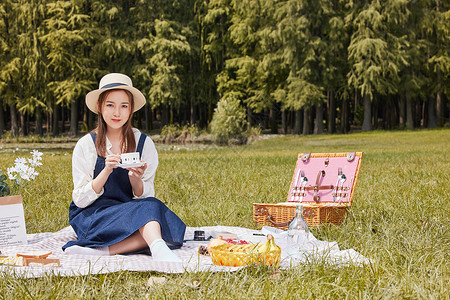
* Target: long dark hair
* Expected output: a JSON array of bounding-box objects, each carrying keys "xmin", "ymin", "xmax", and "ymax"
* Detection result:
[{"xmin": 94, "ymin": 89, "xmax": 136, "ymax": 157}]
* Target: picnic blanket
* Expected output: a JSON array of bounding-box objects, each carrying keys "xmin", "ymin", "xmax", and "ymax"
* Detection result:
[{"xmin": 0, "ymin": 226, "xmax": 371, "ymax": 278}]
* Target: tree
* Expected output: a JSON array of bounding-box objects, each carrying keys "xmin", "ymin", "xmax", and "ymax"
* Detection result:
[
  {"xmin": 347, "ymin": 1, "xmax": 406, "ymax": 131},
  {"xmin": 423, "ymin": 0, "xmax": 449, "ymax": 127},
  {"xmin": 147, "ymin": 19, "xmax": 191, "ymax": 125},
  {"xmin": 274, "ymin": 0, "xmax": 328, "ymax": 135},
  {"xmin": 43, "ymin": 0, "xmax": 97, "ymax": 136}
]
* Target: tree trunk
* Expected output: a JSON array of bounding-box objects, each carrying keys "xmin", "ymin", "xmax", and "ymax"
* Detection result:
[
  {"xmin": 362, "ymin": 93, "xmax": 372, "ymax": 131},
  {"xmin": 421, "ymin": 100, "xmax": 427, "ymax": 128},
  {"xmin": 314, "ymin": 102, "xmax": 323, "ymax": 134},
  {"xmin": 161, "ymin": 105, "xmax": 169, "ymax": 127},
  {"xmin": 0, "ymin": 101, "xmax": 5, "ymax": 137},
  {"xmin": 82, "ymin": 104, "xmax": 88, "ymax": 132},
  {"xmin": 281, "ymin": 110, "xmax": 287, "ymax": 134},
  {"xmin": 61, "ymin": 106, "xmax": 65, "ymax": 133},
  {"xmin": 341, "ymin": 98, "xmax": 349, "ymax": 134},
  {"xmin": 70, "ymin": 98, "xmax": 78, "ymax": 136},
  {"xmin": 373, "ymin": 100, "xmax": 378, "ymax": 130},
  {"xmin": 406, "ymin": 93, "xmax": 414, "ymax": 129},
  {"xmin": 415, "ymin": 101, "xmax": 421, "ymax": 128},
  {"xmin": 382, "ymin": 100, "xmax": 389, "ymax": 129},
  {"xmin": 393, "ymin": 98, "xmax": 399, "ymax": 128},
  {"xmin": 143, "ymin": 105, "xmax": 149, "ymax": 131},
  {"xmin": 327, "ymin": 90, "xmax": 336, "ymax": 133},
  {"xmin": 436, "ymin": 91, "xmax": 445, "ymax": 127},
  {"xmin": 19, "ymin": 112, "xmax": 26, "ymax": 136},
  {"xmin": 269, "ymin": 105, "xmax": 277, "ymax": 134},
  {"xmin": 190, "ymin": 98, "xmax": 197, "ymax": 125},
  {"xmin": 399, "ymin": 95, "xmax": 406, "ymax": 129},
  {"xmin": 35, "ymin": 106, "xmax": 43, "ymax": 136},
  {"xmin": 302, "ymin": 108, "xmax": 311, "ymax": 135},
  {"xmin": 427, "ymin": 96, "xmax": 437, "ymax": 128},
  {"xmin": 53, "ymin": 104, "xmax": 60, "ymax": 136},
  {"xmin": 294, "ymin": 109, "xmax": 302, "ymax": 135},
  {"xmin": 247, "ymin": 106, "xmax": 253, "ymax": 128},
  {"xmin": 10, "ymin": 104, "xmax": 19, "ymax": 137},
  {"xmin": 263, "ymin": 109, "xmax": 269, "ymax": 130},
  {"xmin": 26, "ymin": 113, "xmax": 30, "ymax": 136},
  {"xmin": 47, "ymin": 112, "xmax": 53, "ymax": 134}
]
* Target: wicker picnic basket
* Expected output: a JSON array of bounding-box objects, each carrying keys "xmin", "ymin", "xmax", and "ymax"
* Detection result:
[{"xmin": 253, "ymin": 152, "xmax": 363, "ymax": 229}]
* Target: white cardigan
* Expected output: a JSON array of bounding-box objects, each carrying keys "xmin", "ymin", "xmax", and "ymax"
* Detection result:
[{"xmin": 71, "ymin": 128, "xmax": 158, "ymax": 208}]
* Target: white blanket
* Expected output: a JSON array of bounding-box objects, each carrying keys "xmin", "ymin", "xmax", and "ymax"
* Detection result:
[{"xmin": 0, "ymin": 226, "xmax": 371, "ymax": 278}]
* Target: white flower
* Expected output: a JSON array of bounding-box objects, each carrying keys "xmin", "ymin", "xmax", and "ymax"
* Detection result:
[
  {"xmin": 15, "ymin": 157, "xmax": 27, "ymax": 165},
  {"xmin": 7, "ymin": 167, "xmax": 17, "ymax": 180},
  {"xmin": 28, "ymin": 158, "xmax": 43, "ymax": 167},
  {"xmin": 2, "ymin": 149, "xmax": 43, "ymax": 194},
  {"xmin": 31, "ymin": 150, "xmax": 43, "ymax": 158},
  {"xmin": 20, "ymin": 165, "xmax": 35, "ymax": 181},
  {"xmin": 30, "ymin": 171, "xmax": 39, "ymax": 180}
]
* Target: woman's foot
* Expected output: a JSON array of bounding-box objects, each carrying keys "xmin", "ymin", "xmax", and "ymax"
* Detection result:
[
  {"xmin": 64, "ymin": 245, "xmax": 110, "ymax": 256},
  {"xmin": 150, "ymin": 239, "xmax": 182, "ymax": 263}
]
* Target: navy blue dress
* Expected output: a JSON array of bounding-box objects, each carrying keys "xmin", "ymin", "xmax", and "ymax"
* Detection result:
[{"xmin": 63, "ymin": 133, "xmax": 186, "ymax": 251}]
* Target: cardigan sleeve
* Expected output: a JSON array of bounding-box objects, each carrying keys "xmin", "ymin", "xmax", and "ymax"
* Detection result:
[{"xmin": 71, "ymin": 134, "xmax": 104, "ymax": 208}]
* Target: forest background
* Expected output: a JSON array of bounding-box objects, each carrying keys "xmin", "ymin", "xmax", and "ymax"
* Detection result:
[{"xmin": 0, "ymin": 0, "xmax": 448, "ymax": 139}]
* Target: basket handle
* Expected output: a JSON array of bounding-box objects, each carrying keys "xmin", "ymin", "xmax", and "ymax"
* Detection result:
[
  {"xmin": 254, "ymin": 206, "xmax": 294, "ymax": 228},
  {"xmin": 265, "ymin": 214, "xmax": 294, "ymax": 228}
]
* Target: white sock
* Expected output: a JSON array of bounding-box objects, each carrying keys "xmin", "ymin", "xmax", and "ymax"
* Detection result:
[
  {"xmin": 64, "ymin": 245, "xmax": 110, "ymax": 256},
  {"xmin": 150, "ymin": 238, "xmax": 182, "ymax": 263}
]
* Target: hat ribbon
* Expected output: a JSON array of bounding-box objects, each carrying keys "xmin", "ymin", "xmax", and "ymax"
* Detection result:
[{"xmin": 100, "ymin": 83, "xmax": 128, "ymax": 89}]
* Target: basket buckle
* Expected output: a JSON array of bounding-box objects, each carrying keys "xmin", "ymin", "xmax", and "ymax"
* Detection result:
[
  {"xmin": 255, "ymin": 206, "xmax": 269, "ymax": 216},
  {"xmin": 301, "ymin": 153, "xmax": 310, "ymax": 162},
  {"xmin": 347, "ymin": 152, "xmax": 356, "ymax": 162}
]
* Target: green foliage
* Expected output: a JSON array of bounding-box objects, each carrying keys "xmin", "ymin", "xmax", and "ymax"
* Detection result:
[
  {"xmin": 0, "ymin": 0, "xmax": 449, "ymax": 136},
  {"xmin": 210, "ymin": 96, "xmax": 246, "ymax": 143},
  {"xmin": 0, "ymin": 171, "xmax": 10, "ymax": 196},
  {"xmin": 244, "ymin": 125, "xmax": 262, "ymax": 138},
  {"xmin": 147, "ymin": 19, "xmax": 191, "ymax": 109},
  {"xmin": 160, "ymin": 124, "xmax": 201, "ymax": 138}
]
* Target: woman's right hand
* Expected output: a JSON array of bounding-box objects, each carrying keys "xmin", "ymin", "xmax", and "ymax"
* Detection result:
[
  {"xmin": 104, "ymin": 154, "xmax": 121, "ymax": 173},
  {"xmin": 92, "ymin": 153, "xmax": 121, "ymax": 194}
]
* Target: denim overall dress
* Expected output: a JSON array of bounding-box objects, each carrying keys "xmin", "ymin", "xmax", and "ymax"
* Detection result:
[{"xmin": 63, "ymin": 133, "xmax": 186, "ymax": 251}]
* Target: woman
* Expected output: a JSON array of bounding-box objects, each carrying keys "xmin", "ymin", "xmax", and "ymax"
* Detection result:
[{"xmin": 63, "ymin": 73, "xmax": 185, "ymax": 262}]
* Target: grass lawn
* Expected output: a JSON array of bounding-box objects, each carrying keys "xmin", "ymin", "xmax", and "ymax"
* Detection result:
[{"xmin": 0, "ymin": 129, "xmax": 449, "ymax": 299}]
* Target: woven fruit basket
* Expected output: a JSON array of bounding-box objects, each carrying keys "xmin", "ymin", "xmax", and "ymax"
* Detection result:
[
  {"xmin": 253, "ymin": 152, "xmax": 363, "ymax": 229},
  {"xmin": 209, "ymin": 236, "xmax": 281, "ymax": 267}
]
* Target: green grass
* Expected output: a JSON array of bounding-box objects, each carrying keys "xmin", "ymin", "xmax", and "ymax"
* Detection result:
[{"xmin": 0, "ymin": 129, "xmax": 449, "ymax": 299}]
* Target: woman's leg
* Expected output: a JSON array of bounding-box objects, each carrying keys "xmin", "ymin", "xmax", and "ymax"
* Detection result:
[
  {"xmin": 65, "ymin": 230, "xmax": 148, "ymax": 256},
  {"xmin": 110, "ymin": 221, "xmax": 181, "ymax": 262},
  {"xmin": 66, "ymin": 221, "xmax": 181, "ymax": 262},
  {"xmin": 108, "ymin": 231, "xmax": 147, "ymax": 255}
]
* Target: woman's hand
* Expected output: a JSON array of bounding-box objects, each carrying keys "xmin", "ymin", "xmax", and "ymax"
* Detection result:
[
  {"xmin": 92, "ymin": 154, "xmax": 121, "ymax": 194},
  {"xmin": 104, "ymin": 154, "xmax": 121, "ymax": 173},
  {"xmin": 128, "ymin": 162, "xmax": 147, "ymax": 197}
]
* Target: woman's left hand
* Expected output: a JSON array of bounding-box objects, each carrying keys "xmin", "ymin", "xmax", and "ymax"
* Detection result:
[
  {"xmin": 127, "ymin": 161, "xmax": 147, "ymax": 180},
  {"xmin": 127, "ymin": 162, "xmax": 147, "ymax": 197}
]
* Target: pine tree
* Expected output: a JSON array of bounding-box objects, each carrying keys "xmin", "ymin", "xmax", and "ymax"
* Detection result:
[
  {"xmin": 146, "ymin": 19, "xmax": 191, "ymax": 125},
  {"xmin": 422, "ymin": 0, "xmax": 449, "ymax": 127},
  {"xmin": 347, "ymin": 0, "xmax": 406, "ymax": 131},
  {"xmin": 43, "ymin": 0, "xmax": 97, "ymax": 136}
]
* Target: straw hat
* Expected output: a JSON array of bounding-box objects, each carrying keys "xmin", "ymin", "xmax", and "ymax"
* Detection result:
[{"xmin": 85, "ymin": 73, "xmax": 146, "ymax": 114}]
